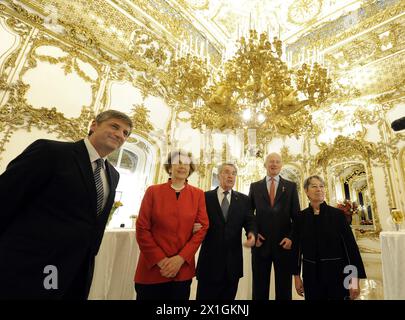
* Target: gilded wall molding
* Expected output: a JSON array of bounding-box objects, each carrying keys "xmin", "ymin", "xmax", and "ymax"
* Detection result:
[
  {"xmin": 363, "ymin": 160, "xmax": 382, "ymax": 238},
  {"xmin": 3, "ymin": 51, "xmax": 20, "ymax": 72},
  {"xmin": 0, "ymin": 7, "xmax": 156, "ymax": 154},
  {"xmin": 314, "ymin": 135, "xmax": 383, "ymax": 169},
  {"xmin": 0, "ymin": 76, "xmax": 155, "ymax": 155},
  {"xmin": 0, "ymin": 77, "xmax": 94, "ymax": 154},
  {"xmin": 280, "ymin": 145, "xmax": 303, "ymax": 164},
  {"xmin": 3, "ymin": 0, "xmax": 118, "ymax": 66},
  {"xmin": 325, "ymin": 19, "xmax": 405, "ymax": 72},
  {"xmin": 3, "ymin": 0, "xmax": 43, "ymax": 26},
  {"xmin": 20, "ymin": 35, "xmax": 103, "ymax": 83},
  {"xmin": 312, "ymin": 135, "xmax": 383, "ymax": 237},
  {"xmin": 129, "ymin": 104, "xmax": 154, "ymax": 134},
  {"xmin": 0, "ymin": 10, "xmax": 32, "ymax": 78},
  {"xmin": 4, "ymin": 14, "xmax": 32, "ymax": 37},
  {"xmin": 13, "ymin": 34, "xmax": 103, "ymax": 132},
  {"xmin": 288, "ymin": 0, "xmax": 404, "ymax": 56}
]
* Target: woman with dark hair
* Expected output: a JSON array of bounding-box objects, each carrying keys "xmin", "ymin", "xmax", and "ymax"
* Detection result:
[
  {"xmin": 134, "ymin": 150, "xmax": 209, "ymax": 300},
  {"xmin": 292, "ymin": 175, "xmax": 366, "ymax": 300}
]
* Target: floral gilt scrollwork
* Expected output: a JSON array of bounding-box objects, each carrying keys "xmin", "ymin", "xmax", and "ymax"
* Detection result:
[
  {"xmin": 130, "ymin": 104, "xmax": 154, "ymax": 134},
  {"xmin": 314, "ymin": 135, "xmax": 382, "ymax": 169},
  {"xmin": 165, "ymin": 54, "xmax": 209, "ymax": 107},
  {"xmin": 0, "ymin": 78, "xmax": 94, "ymax": 154},
  {"xmin": 5, "ymin": 16, "xmax": 31, "ymax": 37},
  {"xmin": 20, "ymin": 36, "xmax": 102, "ymax": 84},
  {"xmin": 5, "ymin": 0, "xmax": 43, "ymax": 25}
]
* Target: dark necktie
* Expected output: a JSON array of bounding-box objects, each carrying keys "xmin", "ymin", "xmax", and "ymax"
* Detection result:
[
  {"xmin": 94, "ymin": 158, "xmax": 104, "ymax": 215},
  {"xmin": 221, "ymin": 191, "xmax": 230, "ymax": 221}
]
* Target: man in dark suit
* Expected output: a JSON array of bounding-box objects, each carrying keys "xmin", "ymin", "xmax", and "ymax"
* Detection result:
[
  {"xmin": 249, "ymin": 153, "xmax": 300, "ymax": 300},
  {"xmin": 0, "ymin": 110, "xmax": 132, "ymax": 299},
  {"xmin": 196, "ymin": 163, "xmax": 256, "ymax": 300}
]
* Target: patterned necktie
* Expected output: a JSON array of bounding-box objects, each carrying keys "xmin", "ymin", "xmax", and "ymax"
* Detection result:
[
  {"xmin": 269, "ymin": 177, "xmax": 275, "ymax": 207},
  {"xmin": 94, "ymin": 158, "xmax": 104, "ymax": 215},
  {"xmin": 221, "ymin": 191, "xmax": 230, "ymax": 221}
]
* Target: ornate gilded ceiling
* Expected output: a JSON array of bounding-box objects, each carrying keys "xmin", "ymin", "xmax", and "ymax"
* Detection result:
[
  {"xmin": 2, "ymin": 0, "xmax": 405, "ymax": 138},
  {"xmin": 180, "ymin": 0, "xmax": 363, "ymax": 41}
]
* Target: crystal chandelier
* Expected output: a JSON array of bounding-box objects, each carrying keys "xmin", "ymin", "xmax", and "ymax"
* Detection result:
[
  {"xmin": 162, "ymin": 29, "xmax": 333, "ymax": 155},
  {"xmin": 203, "ymin": 30, "xmax": 332, "ymax": 136}
]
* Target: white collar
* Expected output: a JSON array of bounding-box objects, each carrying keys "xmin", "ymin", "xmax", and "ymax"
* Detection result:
[
  {"xmin": 84, "ymin": 137, "xmax": 107, "ymax": 168},
  {"xmin": 218, "ymin": 186, "xmax": 232, "ymax": 196},
  {"xmin": 266, "ymin": 175, "xmax": 280, "ymax": 183}
]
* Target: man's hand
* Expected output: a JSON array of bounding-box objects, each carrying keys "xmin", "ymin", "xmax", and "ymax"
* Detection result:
[
  {"xmin": 255, "ymin": 233, "xmax": 266, "ymax": 247},
  {"xmin": 279, "ymin": 237, "xmax": 292, "ymax": 250},
  {"xmin": 192, "ymin": 223, "xmax": 202, "ymax": 234},
  {"xmin": 160, "ymin": 255, "xmax": 185, "ymax": 278},
  {"xmin": 294, "ymin": 275, "xmax": 304, "ymax": 297},
  {"xmin": 243, "ymin": 232, "xmax": 256, "ymax": 247}
]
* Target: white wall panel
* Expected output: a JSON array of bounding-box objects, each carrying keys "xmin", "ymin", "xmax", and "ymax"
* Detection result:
[
  {"xmin": 22, "ymin": 61, "xmax": 92, "ymax": 118},
  {"xmin": 143, "ymin": 95, "xmax": 170, "ymax": 131},
  {"xmin": 0, "ymin": 128, "xmax": 61, "ymax": 174},
  {"xmin": 108, "ymin": 80, "xmax": 143, "ymax": 114}
]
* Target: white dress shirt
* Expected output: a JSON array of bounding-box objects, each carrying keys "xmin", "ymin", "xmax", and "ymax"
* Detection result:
[
  {"xmin": 84, "ymin": 137, "xmax": 109, "ymax": 209},
  {"xmin": 217, "ymin": 186, "xmax": 232, "ymax": 206}
]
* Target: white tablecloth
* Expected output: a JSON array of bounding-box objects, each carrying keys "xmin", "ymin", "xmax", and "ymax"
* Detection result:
[
  {"xmin": 88, "ymin": 228, "xmax": 139, "ymax": 300},
  {"xmin": 380, "ymin": 231, "xmax": 405, "ymax": 299}
]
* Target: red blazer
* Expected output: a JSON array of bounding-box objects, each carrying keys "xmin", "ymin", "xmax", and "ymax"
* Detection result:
[{"xmin": 134, "ymin": 181, "xmax": 209, "ymax": 284}]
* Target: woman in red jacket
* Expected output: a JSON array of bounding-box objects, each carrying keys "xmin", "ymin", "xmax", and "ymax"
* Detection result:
[{"xmin": 134, "ymin": 150, "xmax": 209, "ymax": 300}]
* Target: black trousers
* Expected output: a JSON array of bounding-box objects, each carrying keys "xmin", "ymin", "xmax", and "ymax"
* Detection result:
[
  {"xmin": 252, "ymin": 252, "xmax": 292, "ymax": 300},
  {"xmin": 135, "ymin": 280, "xmax": 192, "ymax": 300},
  {"xmin": 196, "ymin": 279, "xmax": 239, "ymax": 300},
  {"xmin": 302, "ymin": 260, "xmax": 349, "ymax": 300}
]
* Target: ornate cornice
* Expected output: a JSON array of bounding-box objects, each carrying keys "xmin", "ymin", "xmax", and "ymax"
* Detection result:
[{"xmin": 314, "ymin": 135, "xmax": 384, "ymax": 169}]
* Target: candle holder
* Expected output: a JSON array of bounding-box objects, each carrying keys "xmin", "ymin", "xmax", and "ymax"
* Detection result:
[{"xmin": 390, "ymin": 208, "xmax": 404, "ymax": 231}]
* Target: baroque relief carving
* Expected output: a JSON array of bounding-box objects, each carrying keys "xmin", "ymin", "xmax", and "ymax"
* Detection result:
[
  {"xmin": 0, "ymin": 76, "xmax": 94, "ymax": 153},
  {"xmin": 312, "ymin": 135, "xmax": 385, "ymax": 237},
  {"xmin": 0, "ymin": 7, "xmax": 154, "ymax": 154}
]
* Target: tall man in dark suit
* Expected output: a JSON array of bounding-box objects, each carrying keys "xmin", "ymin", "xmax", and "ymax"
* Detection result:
[
  {"xmin": 249, "ymin": 153, "xmax": 300, "ymax": 300},
  {"xmin": 0, "ymin": 110, "xmax": 132, "ymax": 299},
  {"xmin": 196, "ymin": 163, "xmax": 257, "ymax": 300}
]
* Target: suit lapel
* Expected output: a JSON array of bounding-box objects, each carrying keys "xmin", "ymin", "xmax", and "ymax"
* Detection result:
[
  {"xmin": 260, "ymin": 177, "xmax": 271, "ymax": 205},
  {"xmin": 273, "ymin": 176, "xmax": 285, "ymax": 205},
  {"xmin": 73, "ymin": 140, "xmax": 97, "ymax": 216},
  {"xmin": 209, "ymin": 188, "xmax": 226, "ymax": 224},
  {"xmin": 102, "ymin": 160, "xmax": 117, "ymax": 214},
  {"xmin": 227, "ymin": 190, "xmax": 239, "ymax": 222}
]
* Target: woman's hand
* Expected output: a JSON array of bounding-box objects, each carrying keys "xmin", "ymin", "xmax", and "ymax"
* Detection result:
[
  {"xmin": 294, "ymin": 275, "xmax": 304, "ymax": 297},
  {"xmin": 160, "ymin": 255, "xmax": 185, "ymax": 278},
  {"xmin": 349, "ymin": 278, "xmax": 360, "ymax": 300},
  {"xmin": 157, "ymin": 257, "xmax": 169, "ymax": 269}
]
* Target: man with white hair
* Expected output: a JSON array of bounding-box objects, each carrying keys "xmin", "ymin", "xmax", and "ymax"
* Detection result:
[
  {"xmin": 196, "ymin": 163, "xmax": 257, "ymax": 300},
  {"xmin": 249, "ymin": 152, "xmax": 300, "ymax": 300}
]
